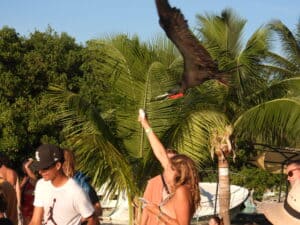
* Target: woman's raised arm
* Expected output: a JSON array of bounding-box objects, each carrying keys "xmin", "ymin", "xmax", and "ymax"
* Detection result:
[{"xmin": 138, "ymin": 109, "xmax": 171, "ymax": 171}]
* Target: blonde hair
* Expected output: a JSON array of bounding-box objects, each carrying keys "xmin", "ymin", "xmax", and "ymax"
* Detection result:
[
  {"xmin": 63, "ymin": 149, "xmax": 76, "ymax": 177},
  {"xmin": 170, "ymin": 154, "xmax": 200, "ymax": 214}
]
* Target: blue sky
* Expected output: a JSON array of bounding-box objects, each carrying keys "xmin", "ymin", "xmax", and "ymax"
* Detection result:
[{"xmin": 0, "ymin": 0, "xmax": 299, "ymax": 45}]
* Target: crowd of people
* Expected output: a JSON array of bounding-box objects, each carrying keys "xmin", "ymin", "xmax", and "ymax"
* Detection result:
[
  {"xmin": 0, "ymin": 145, "xmax": 101, "ymax": 225},
  {"xmin": 0, "ymin": 110, "xmax": 299, "ymax": 225}
]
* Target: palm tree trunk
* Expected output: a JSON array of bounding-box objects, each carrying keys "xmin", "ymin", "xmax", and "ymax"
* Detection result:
[{"xmin": 217, "ymin": 157, "xmax": 231, "ymax": 225}]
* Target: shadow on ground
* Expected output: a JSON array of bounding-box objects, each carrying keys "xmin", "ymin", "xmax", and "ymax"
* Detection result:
[{"xmin": 231, "ymin": 213, "xmax": 272, "ymax": 225}]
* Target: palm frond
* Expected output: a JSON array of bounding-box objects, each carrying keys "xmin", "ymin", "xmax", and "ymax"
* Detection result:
[
  {"xmin": 234, "ymin": 98, "xmax": 300, "ymax": 146},
  {"xmin": 269, "ymin": 20, "xmax": 300, "ymax": 65},
  {"xmin": 196, "ymin": 10, "xmax": 271, "ymax": 107},
  {"xmin": 243, "ymin": 77, "xmax": 300, "ymax": 107},
  {"xmin": 265, "ymin": 51, "xmax": 298, "ymax": 72},
  {"xmin": 46, "ymin": 85, "xmax": 137, "ymax": 196},
  {"xmin": 232, "ymin": 26, "xmax": 271, "ymax": 100},
  {"xmin": 170, "ymin": 110, "xmax": 230, "ymax": 166},
  {"xmin": 196, "ymin": 8, "xmax": 246, "ymax": 61}
]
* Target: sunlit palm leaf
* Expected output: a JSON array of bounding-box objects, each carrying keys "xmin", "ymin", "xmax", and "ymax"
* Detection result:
[
  {"xmin": 234, "ymin": 98, "xmax": 300, "ymax": 146},
  {"xmin": 269, "ymin": 20, "xmax": 300, "ymax": 65},
  {"xmin": 46, "ymin": 85, "xmax": 137, "ymax": 196},
  {"xmin": 196, "ymin": 9, "xmax": 271, "ymax": 107},
  {"xmin": 266, "ymin": 20, "xmax": 300, "ymax": 79},
  {"xmin": 250, "ymin": 77, "xmax": 300, "ymax": 104},
  {"xmin": 196, "ymin": 8, "xmax": 246, "ymax": 61},
  {"xmin": 170, "ymin": 110, "xmax": 230, "ymax": 167}
]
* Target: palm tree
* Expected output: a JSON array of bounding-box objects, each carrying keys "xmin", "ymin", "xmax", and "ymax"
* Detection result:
[
  {"xmin": 167, "ymin": 9, "xmax": 300, "ymax": 225},
  {"xmin": 234, "ymin": 19, "xmax": 300, "ymax": 146}
]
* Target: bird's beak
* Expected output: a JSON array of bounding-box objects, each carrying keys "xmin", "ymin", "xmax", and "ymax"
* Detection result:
[{"xmin": 154, "ymin": 93, "xmax": 170, "ymax": 100}]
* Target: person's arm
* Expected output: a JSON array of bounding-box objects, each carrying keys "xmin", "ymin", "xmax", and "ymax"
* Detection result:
[
  {"xmin": 93, "ymin": 202, "xmax": 102, "ymax": 217},
  {"xmin": 76, "ymin": 182, "xmax": 100, "ymax": 225},
  {"xmin": 16, "ymin": 177, "xmax": 21, "ymax": 207},
  {"xmin": 28, "ymin": 207, "xmax": 44, "ymax": 225},
  {"xmin": 85, "ymin": 214, "xmax": 100, "ymax": 225},
  {"xmin": 20, "ymin": 176, "xmax": 29, "ymax": 189},
  {"xmin": 138, "ymin": 109, "xmax": 171, "ymax": 171},
  {"xmin": 24, "ymin": 159, "xmax": 37, "ymax": 183},
  {"xmin": 173, "ymin": 186, "xmax": 192, "ymax": 225},
  {"xmin": 88, "ymin": 184, "xmax": 102, "ymax": 217}
]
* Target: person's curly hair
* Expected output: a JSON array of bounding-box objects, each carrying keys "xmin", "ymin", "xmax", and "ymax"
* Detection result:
[
  {"xmin": 63, "ymin": 149, "xmax": 76, "ymax": 177},
  {"xmin": 170, "ymin": 154, "xmax": 200, "ymax": 214}
]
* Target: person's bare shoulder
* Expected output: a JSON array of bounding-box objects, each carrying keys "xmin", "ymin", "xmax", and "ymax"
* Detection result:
[
  {"xmin": 7, "ymin": 168, "xmax": 18, "ymax": 181},
  {"xmin": 175, "ymin": 185, "xmax": 190, "ymax": 196},
  {"xmin": 174, "ymin": 185, "xmax": 192, "ymax": 202}
]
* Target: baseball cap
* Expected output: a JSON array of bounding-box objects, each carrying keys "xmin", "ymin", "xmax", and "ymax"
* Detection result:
[{"xmin": 34, "ymin": 144, "xmax": 64, "ymax": 170}]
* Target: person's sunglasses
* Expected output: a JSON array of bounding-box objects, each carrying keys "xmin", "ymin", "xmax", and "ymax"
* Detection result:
[
  {"xmin": 287, "ymin": 168, "xmax": 300, "ymax": 177},
  {"xmin": 40, "ymin": 163, "xmax": 56, "ymax": 171}
]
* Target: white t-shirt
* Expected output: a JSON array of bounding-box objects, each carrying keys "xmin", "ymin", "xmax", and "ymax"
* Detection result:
[{"xmin": 34, "ymin": 178, "xmax": 94, "ymax": 225}]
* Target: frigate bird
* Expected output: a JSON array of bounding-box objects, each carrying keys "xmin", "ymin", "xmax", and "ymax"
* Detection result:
[{"xmin": 155, "ymin": 0, "xmax": 228, "ymax": 100}]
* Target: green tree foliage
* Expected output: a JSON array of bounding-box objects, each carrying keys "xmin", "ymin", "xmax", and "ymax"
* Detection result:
[
  {"xmin": 0, "ymin": 26, "xmax": 83, "ymax": 161},
  {"xmin": 231, "ymin": 167, "xmax": 281, "ymax": 200}
]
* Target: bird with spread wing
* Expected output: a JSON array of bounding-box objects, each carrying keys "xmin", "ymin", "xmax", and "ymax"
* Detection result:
[{"xmin": 155, "ymin": 0, "xmax": 228, "ymax": 100}]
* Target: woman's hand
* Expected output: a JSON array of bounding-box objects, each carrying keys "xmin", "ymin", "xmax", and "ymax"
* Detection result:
[
  {"xmin": 143, "ymin": 202, "xmax": 160, "ymax": 216},
  {"xmin": 138, "ymin": 109, "xmax": 146, "ymax": 121},
  {"xmin": 138, "ymin": 109, "xmax": 150, "ymax": 129},
  {"xmin": 144, "ymin": 202, "xmax": 179, "ymax": 225}
]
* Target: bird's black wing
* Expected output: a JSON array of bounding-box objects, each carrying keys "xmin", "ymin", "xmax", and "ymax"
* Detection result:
[{"xmin": 155, "ymin": 0, "xmax": 220, "ymax": 89}]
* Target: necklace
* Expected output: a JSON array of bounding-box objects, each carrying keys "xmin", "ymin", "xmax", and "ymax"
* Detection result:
[{"xmin": 161, "ymin": 174, "xmax": 170, "ymax": 194}]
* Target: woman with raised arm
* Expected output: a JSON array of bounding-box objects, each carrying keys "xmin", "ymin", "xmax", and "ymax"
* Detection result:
[
  {"xmin": 138, "ymin": 109, "xmax": 200, "ymax": 225},
  {"xmin": 20, "ymin": 158, "xmax": 37, "ymax": 225}
]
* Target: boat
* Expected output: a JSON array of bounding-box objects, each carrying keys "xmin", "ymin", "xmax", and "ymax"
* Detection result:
[
  {"xmin": 193, "ymin": 182, "xmax": 249, "ymax": 220},
  {"xmin": 98, "ymin": 182, "xmax": 249, "ymax": 222}
]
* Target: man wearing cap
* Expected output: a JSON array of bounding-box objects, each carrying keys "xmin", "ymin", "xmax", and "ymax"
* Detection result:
[{"xmin": 29, "ymin": 144, "xmax": 99, "ymax": 225}]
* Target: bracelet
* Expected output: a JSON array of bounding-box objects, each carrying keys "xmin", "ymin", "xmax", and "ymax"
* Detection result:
[{"xmin": 145, "ymin": 127, "xmax": 153, "ymax": 134}]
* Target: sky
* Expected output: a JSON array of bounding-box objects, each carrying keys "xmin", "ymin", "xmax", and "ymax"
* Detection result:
[{"xmin": 0, "ymin": 0, "xmax": 299, "ymax": 45}]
